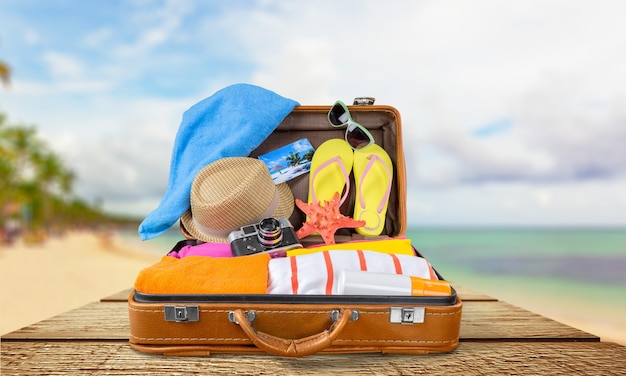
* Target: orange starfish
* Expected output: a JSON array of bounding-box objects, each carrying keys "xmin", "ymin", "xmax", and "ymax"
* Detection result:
[{"xmin": 295, "ymin": 192, "xmax": 366, "ymax": 245}]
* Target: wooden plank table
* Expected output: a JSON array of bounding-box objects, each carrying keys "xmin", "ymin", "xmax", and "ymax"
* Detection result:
[{"xmin": 2, "ymin": 284, "xmax": 625, "ymax": 375}]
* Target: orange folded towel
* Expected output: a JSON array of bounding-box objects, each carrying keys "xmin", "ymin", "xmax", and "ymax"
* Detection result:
[{"xmin": 134, "ymin": 254, "xmax": 270, "ymax": 294}]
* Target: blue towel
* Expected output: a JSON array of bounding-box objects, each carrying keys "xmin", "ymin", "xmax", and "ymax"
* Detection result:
[{"xmin": 138, "ymin": 84, "xmax": 299, "ymax": 240}]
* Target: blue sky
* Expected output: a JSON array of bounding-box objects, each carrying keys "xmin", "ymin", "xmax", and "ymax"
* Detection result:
[{"xmin": 1, "ymin": 0, "xmax": 626, "ymax": 228}]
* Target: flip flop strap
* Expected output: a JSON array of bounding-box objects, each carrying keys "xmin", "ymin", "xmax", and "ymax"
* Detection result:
[
  {"xmin": 310, "ymin": 156, "xmax": 351, "ymax": 206},
  {"xmin": 358, "ymin": 154, "xmax": 392, "ymax": 213}
]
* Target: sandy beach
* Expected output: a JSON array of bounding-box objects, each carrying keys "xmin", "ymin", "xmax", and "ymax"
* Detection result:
[
  {"xmin": 1, "ymin": 231, "xmax": 624, "ymax": 347},
  {"xmin": 0, "ymin": 230, "xmax": 161, "ymax": 335}
]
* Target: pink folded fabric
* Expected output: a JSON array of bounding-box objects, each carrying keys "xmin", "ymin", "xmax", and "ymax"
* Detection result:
[
  {"xmin": 170, "ymin": 241, "xmax": 233, "ymax": 258},
  {"xmin": 135, "ymin": 254, "xmax": 270, "ymax": 294}
]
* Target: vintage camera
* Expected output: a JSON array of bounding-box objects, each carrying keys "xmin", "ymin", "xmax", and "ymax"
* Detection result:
[{"xmin": 228, "ymin": 217, "xmax": 302, "ymax": 257}]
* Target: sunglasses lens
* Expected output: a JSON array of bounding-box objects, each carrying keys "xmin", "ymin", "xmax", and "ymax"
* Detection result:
[
  {"xmin": 329, "ymin": 103, "xmax": 349, "ymax": 126},
  {"xmin": 346, "ymin": 124, "xmax": 372, "ymax": 149}
]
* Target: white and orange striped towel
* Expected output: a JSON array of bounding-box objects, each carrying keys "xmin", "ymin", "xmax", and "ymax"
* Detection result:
[{"xmin": 267, "ymin": 250, "xmax": 438, "ymax": 295}]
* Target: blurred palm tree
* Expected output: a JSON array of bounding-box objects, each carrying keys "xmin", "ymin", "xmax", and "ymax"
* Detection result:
[
  {"xmin": 1, "ymin": 33, "xmax": 10, "ymax": 87},
  {"xmin": 0, "ymin": 61, "xmax": 9, "ymax": 87},
  {"xmin": 33, "ymin": 151, "xmax": 75, "ymax": 226},
  {"xmin": 0, "ymin": 115, "xmax": 77, "ymax": 231},
  {"xmin": 1, "ymin": 120, "xmax": 39, "ymax": 226}
]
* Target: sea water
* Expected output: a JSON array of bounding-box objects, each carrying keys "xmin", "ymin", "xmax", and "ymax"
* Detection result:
[{"xmin": 405, "ymin": 227, "xmax": 626, "ymax": 297}]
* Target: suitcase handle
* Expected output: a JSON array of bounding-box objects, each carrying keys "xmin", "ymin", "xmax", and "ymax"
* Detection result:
[{"xmin": 231, "ymin": 308, "xmax": 353, "ymax": 357}]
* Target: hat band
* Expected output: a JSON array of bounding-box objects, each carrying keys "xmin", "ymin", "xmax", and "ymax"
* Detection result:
[{"xmin": 191, "ymin": 188, "xmax": 281, "ymax": 240}]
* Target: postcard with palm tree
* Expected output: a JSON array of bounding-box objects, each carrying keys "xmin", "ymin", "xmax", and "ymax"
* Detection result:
[{"xmin": 258, "ymin": 138, "xmax": 315, "ymax": 184}]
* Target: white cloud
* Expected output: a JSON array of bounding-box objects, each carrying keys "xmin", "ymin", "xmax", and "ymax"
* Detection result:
[
  {"xmin": 252, "ymin": 38, "xmax": 338, "ymax": 101},
  {"xmin": 81, "ymin": 28, "xmax": 114, "ymax": 48},
  {"xmin": 66, "ymin": 97, "xmax": 192, "ymax": 204},
  {"xmin": 42, "ymin": 52, "xmax": 85, "ymax": 78},
  {"xmin": 111, "ymin": 0, "xmax": 195, "ymax": 58},
  {"xmin": 408, "ymin": 179, "xmax": 626, "ymax": 227},
  {"xmin": 23, "ymin": 29, "xmax": 40, "ymax": 45}
]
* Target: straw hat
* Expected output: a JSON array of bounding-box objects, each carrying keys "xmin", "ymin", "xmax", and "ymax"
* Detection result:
[{"xmin": 180, "ymin": 157, "xmax": 294, "ymax": 243}]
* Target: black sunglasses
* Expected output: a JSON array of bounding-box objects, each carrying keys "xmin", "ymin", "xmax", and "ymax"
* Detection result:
[{"xmin": 328, "ymin": 100, "xmax": 374, "ymax": 150}]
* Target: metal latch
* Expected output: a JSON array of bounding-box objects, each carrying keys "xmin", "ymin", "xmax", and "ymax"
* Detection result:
[
  {"xmin": 164, "ymin": 305, "xmax": 199, "ymax": 322},
  {"xmin": 389, "ymin": 307, "xmax": 425, "ymax": 324},
  {"xmin": 330, "ymin": 309, "xmax": 360, "ymax": 322},
  {"xmin": 353, "ymin": 97, "xmax": 375, "ymax": 105},
  {"xmin": 228, "ymin": 310, "xmax": 256, "ymax": 324}
]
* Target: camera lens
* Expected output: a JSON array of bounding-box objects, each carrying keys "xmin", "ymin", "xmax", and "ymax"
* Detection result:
[{"xmin": 257, "ymin": 218, "xmax": 283, "ymax": 247}]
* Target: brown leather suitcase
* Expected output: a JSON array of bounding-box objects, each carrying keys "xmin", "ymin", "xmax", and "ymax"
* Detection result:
[{"xmin": 128, "ymin": 102, "xmax": 462, "ymax": 357}]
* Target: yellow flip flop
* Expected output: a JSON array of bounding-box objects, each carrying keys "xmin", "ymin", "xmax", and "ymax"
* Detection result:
[
  {"xmin": 307, "ymin": 139, "xmax": 353, "ymax": 207},
  {"xmin": 353, "ymin": 144, "xmax": 393, "ymax": 236}
]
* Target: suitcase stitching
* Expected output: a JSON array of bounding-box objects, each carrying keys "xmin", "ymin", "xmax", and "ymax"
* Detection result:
[
  {"xmin": 129, "ymin": 333, "xmax": 457, "ymax": 344},
  {"xmin": 130, "ymin": 307, "xmax": 358, "ymax": 314},
  {"xmin": 334, "ymin": 338, "xmax": 458, "ymax": 344},
  {"xmin": 130, "ymin": 334, "xmax": 249, "ymax": 341},
  {"xmin": 129, "ymin": 307, "xmax": 460, "ymax": 316}
]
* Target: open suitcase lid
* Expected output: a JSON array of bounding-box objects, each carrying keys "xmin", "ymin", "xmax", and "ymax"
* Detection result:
[{"xmin": 249, "ymin": 103, "xmax": 407, "ymax": 241}]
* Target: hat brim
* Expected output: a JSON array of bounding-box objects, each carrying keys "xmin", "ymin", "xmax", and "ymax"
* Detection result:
[{"xmin": 180, "ymin": 182, "xmax": 295, "ymax": 243}]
